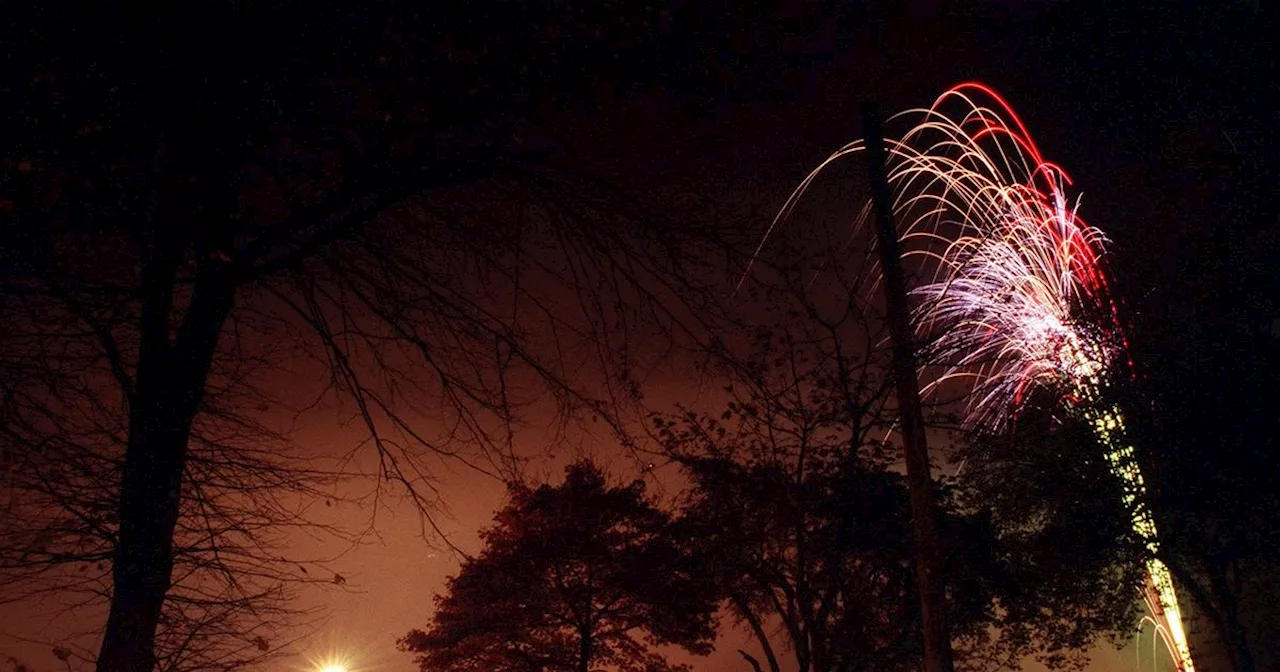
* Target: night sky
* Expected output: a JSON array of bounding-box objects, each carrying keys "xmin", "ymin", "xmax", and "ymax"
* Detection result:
[{"xmin": 1, "ymin": 1, "xmax": 1275, "ymax": 671}]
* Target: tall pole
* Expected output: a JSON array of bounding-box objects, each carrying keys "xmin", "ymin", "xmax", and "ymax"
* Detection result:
[{"xmin": 862, "ymin": 102, "xmax": 955, "ymax": 672}]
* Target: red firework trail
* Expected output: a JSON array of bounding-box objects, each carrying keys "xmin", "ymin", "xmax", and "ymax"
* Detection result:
[{"xmin": 743, "ymin": 82, "xmax": 1196, "ymax": 672}]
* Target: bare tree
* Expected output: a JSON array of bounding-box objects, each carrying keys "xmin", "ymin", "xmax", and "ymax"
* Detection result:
[
  {"xmin": 0, "ymin": 3, "xmax": 738, "ymax": 670},
  {"xmin": 0, "ymin": 376, "xmax": 342, "ymax": 671}
]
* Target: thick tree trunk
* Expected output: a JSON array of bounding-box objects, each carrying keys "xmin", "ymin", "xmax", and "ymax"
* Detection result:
[
  {"xmin": 96, "ymin": 255, "xmax": 235, "ymax": 672},
  {"xmin": 1207, "ymin": 561, "xmax": 1256, "ymax": 672},
  {"xmin": 1166, "ymin": 555, "xmax": 1256, "ymax": 672},
  {"xmin": 91, "ymin": 4, "xmax": 238, "ymax": 670},
  {"xmin": 731, "ymin": 594, "xmax": 782, "ymax": 672},
  {"xmin": 97, "ymin": 409, "xmax": 196, "ymax": 672},
  {"xmin": 577, "ymin": 628, "xmax": 592, "ymax": 672}
]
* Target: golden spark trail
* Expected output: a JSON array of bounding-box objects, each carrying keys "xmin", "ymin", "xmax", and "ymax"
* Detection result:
[
  {"xmin": 747, "ymin": 82, "xmax": 1196, "ymax": 671},
  {"xmin": 1085, "ymin": 403, "xmax": 1193, "ymax": 670}
]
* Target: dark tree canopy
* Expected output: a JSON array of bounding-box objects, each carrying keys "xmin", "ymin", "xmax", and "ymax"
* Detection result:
[
  {"xmin": 399, "ymin": 460, "xmax": 720, "ymax": 672},
  {"xmin": 651, "ymin": 308, "xmax": 1150, "ymax": 671},
  {"xmin": 661, "ymin": 404, "xmax": 1013, "ymax": 672},
  {"xmin": 950, "ymin": 406, "xmax": 1146, "ymax": 670}
]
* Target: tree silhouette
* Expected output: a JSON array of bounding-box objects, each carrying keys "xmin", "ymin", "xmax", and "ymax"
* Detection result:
[
  {"xmin": 650, "ymin": 231, "xmax": 1145, "ymax": 670},
  {"xmin": 955, "ymin": 375, "xmax": 1280, "ymax": 672},
  {"xmin": 950, "ymin": 405, "xmax": 1146, "ymax": 671},
  {"xmin": 991, "ymin": 349, "xmax": 1280, "ymax": 672},
  {"xmin": 655, "ymin": 382, "xmax": 1007, "ymax": 672},
  {"xmin": 1115, "ymin": 124, "xmax": 1279, "ymax": 672},
  {"xmin": 399, "ymin": 460, "xmax": 719, "ymax": 672},
  {"xmin": 0, "ymin": 3, "xmax": 739, "ymax": 670}
]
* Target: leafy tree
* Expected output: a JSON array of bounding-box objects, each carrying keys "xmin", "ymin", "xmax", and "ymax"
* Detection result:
[
  {"xmin": 646, "ymin": 244, "xmax": 999, "ymax": 671},
  {"xmin": 950, "ymin": 404, "xmax": 1146, "ymax": 670},
  {"xmin": 955, "ymin": 372, "xmax": 1280, "ymax": 672},
  {"xmin": 1056, "ymin": 5, "xmax": 1278, "ymax": 668},
  {"xmin": 1114, "ymin": 111, "xmax": 1279, "ymax": 671},
  {"xmin": 651, "ymin": 232, "xmax": 1144, "ymax": 670},
  {"xmin": 1100, "ymin": 360, "xmax": 1279, "ymax": 672},
  {"xmin": 657, "ymin": 390, "xmax": 1011, "ymax": 672},
  {"xmin": 398, "ymin": 460, "xmax": 719, "ymax": 672}
]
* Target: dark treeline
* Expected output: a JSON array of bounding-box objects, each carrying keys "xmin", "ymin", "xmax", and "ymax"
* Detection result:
[{"xmin": 1, "ymin": 2, "xmax": 1276, "ymax": 672}]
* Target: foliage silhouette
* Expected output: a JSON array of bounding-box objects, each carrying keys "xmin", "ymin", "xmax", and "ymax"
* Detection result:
[{"xmin": 399, "ymin": 460, "xmax": 719, "ymax": 672}]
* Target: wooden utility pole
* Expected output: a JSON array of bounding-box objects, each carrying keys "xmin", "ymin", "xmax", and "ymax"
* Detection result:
[{"xmin": 862, "ymin": 101, "xmax": 955, "ymax": 672}]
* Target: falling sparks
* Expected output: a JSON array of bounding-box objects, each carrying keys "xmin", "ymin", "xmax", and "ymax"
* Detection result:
[
  {"xmin": 750, "ymin": 82, "xmax": 1196, "ymax": 672},
  {"xmin": 895, "ymin": 83, "xmax": 1194, "ymax": 672}
]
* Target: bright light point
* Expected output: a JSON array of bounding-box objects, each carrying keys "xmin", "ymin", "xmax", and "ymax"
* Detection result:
[
  {"xmin": 301, "ymin": 633, "xmax": 372, "ymax": 672},
  {"xmin": 311, "ymin": 659, "xmax": 352, "ymax": 672}
]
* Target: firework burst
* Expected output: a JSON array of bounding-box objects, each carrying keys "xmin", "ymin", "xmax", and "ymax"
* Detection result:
[
  {"xmin": 747, "ymin": 83, "xmax": 1196, "ymax": 671},
  {"xmin": 885, "ymin": 84, "xmax": 1121, "ymax": 424}
]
